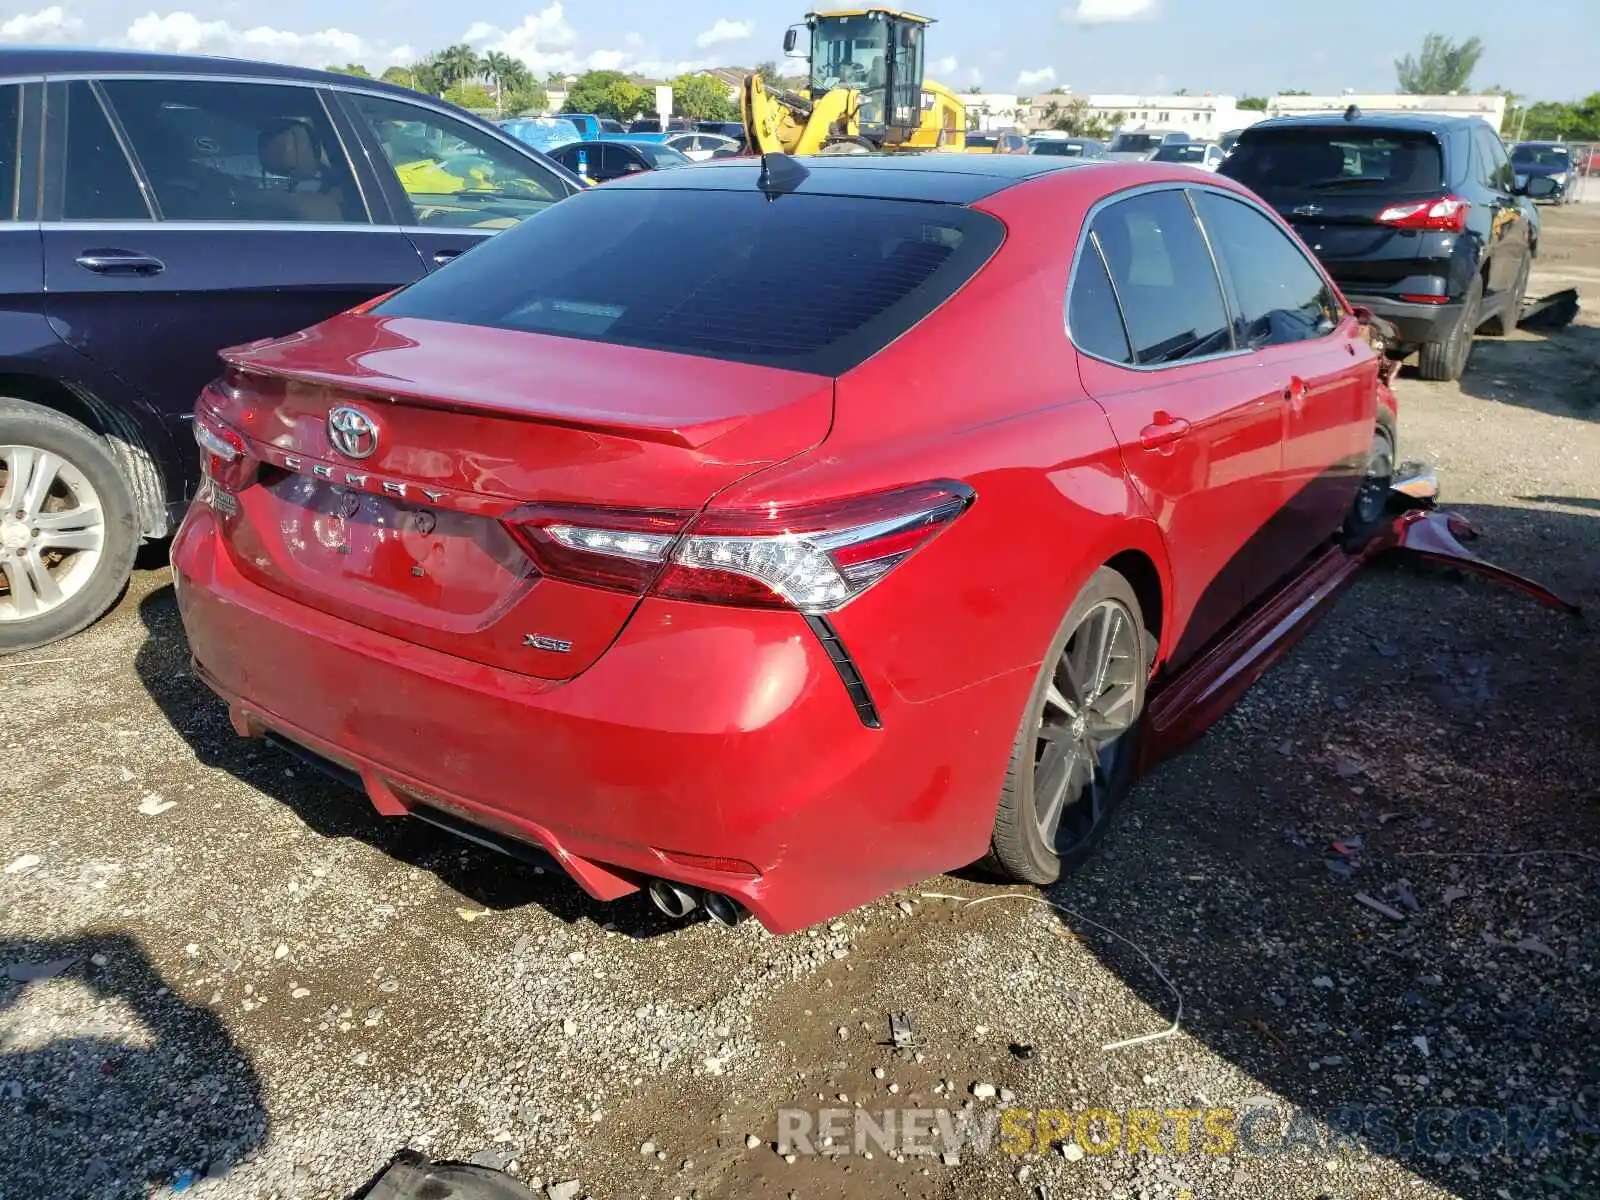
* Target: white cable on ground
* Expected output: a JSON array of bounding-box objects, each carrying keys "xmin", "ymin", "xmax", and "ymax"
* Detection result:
[{"xmin": 919, "ymin": 890, "xmax": 1184, "ymax": 1053}]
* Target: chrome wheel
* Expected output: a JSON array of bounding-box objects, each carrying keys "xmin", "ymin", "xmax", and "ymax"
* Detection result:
[
  {"xmin": 0, "ymin": 444, "xmax": 107, "ymax": 622},
  {"xmin": 1033, "ymin": 599, "xmax": 1141, "ymax": 849}
]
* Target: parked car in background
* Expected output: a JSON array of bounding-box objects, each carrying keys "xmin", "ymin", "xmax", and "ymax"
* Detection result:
[
  {"xmin": 561, "ymin": 114, "xmax": 627, "ymax": 138},
  {"xmin": 173, "ymin": 154, "xmax": 1397, "ymax": 933},
  {"xmin": 550, "ymin": 139, "xmax": 693, "ymax": 182},
  {"xmin": 1151, "ymin": 141, "xmax": 1225, "ymax": 171},
  {"xmin": 665, "ymin": 131, "xmax": 743, "ymax": 161},
  {"xmin": 1220, "ymin": 111, "xmax": 1548, "ymax": 382},
  {"xmin": 965, "ymin": 131, "xmax": 1029, "ymax": 154},
  {"xmin": 1218, "ymin": 129, "xmax": 1246, "ymax": 156},
  {"xmin": 1029, "ymin": 137, "xmax": 1107, "ymax": 159},
  {"xmin": 628, "ymin": 117, "xmax": 694, "ymax": 134},
  {"xmin": 696, "ymin": 121, "xmax": 748, "ymax": 142},
  {"xmin": 1511, "ymin": 141, "xmax": 1575, "ymax": 203},
  {"xmin": 1106, "ymin": 129, "xmax": 1190, "ymax": 161},
  {"xmin": 0, "ymin": 47, "xmax": 583, "ymax": 652},
  {"xmin": 500, "ymin": 115, "xmax": 582, "ymax": 154}
]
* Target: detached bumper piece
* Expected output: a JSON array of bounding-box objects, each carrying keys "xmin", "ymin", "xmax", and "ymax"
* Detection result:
[
  {"xmin": 1138, "ymin": 475, "xmax": 1580, "ymax": 772},
  {"xmin": 353, "ymin": 1150, "xmax": 537, "ymax": 1200}
]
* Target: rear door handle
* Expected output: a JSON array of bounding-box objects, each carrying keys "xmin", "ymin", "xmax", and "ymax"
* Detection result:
[
  {"xmin": 1139, "ymin": 413, "xmax": 1192, "ymax": 450},
  {"xmin": 1283, "ymin": 376, "xmax": 1307, "ymax": 406},
  {"xmin": 432, "ymin": 249, "xmax": 462, "ymax": 267},
  {"xmin": 74, "ymin": 250, "xmax": 165, "ymax": 276}
]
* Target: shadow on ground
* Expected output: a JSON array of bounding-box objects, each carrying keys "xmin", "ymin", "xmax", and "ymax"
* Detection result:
[
  {"xmin": 131, "ymin": 584, "xmax": 688, "ymax": 941},
  {"xmin": 1456, "ymin": 321, "xmax": 1600, "ymax": 418},
  {"xmin": 1051, "ymin": 500, "xmax": 1600, "ymax": 1198},
  {"xmin": 0, "ymin": 932, "xmax": 268, "ymax": 1197}
]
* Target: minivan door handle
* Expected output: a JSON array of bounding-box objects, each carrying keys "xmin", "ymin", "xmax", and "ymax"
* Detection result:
[
  {"xmin": 1139, "ymin": 412, "xmax": 1192, "ymax": 451},
  {"xmin": 75, "ymin": 250, "xmax": 165, "ymax": 276}
]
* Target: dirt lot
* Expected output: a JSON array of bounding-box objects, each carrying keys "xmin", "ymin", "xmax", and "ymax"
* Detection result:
[{"xmin": 4, "ymin": 206, "xmax": 1600, "ymax": 1200}]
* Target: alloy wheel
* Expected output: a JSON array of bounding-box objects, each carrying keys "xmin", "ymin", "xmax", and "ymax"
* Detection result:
[
  {"xmin": 1352, "ymin": 434, "xmax": 1395, "ymax": 528},
  {"xmin": 0, "ymin": 444, "xmax": 107, "ymax": 622},
  {"xmin": 1033, "ymin": 599, "xmax": 1141, "ymax": 849}
]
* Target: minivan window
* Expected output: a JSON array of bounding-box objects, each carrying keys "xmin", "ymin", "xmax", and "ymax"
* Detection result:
[
  {"xmin": 0, "ymin": 85, "xmax": 18, "ymax": 219},
  {"xmin": 100, "ymin": 78, "xmax": 366, "ymax": 223},
  {"xmin": 1193, "ymin": 190, "xmax": 1340, "ymax": 348},
  {"xmin": 1221, "ymin": 129, "xmax": 1444, "ymax": 194},
  {"xmin": 372, "ymin": 188, "xmax": 1005, "ymax": 375},
  {"xmin": 62, "ymin": 82, "xmax": 151, "ymax": 221},
  {"xmin": 1088, "ymin": 189, "xmax": 1231, "ymax": 365}
]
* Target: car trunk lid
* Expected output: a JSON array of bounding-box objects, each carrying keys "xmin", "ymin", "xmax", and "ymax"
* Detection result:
[{"xmin": 200, "ymin": 312, "xmax": 833, "ymax": 680}]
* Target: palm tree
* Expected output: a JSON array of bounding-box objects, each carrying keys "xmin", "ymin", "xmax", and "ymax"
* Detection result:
[
  {"xmin": 436, "ymin": 44, "xmax": 485, "ymax": 90},
  {"xmin": 484, "ymin": 51, "xmax": 529, "ymax": 115}
]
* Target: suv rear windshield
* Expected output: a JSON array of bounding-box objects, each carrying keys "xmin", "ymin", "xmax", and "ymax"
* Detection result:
[
  {"xmin": 373, "ymin": 187, "xmax": 1005, "ymax": 375},
  {"xmin": 1221, "ymin": 129, "xmax": 1444, "ymax": 194},
  {"xmin": 1109, "ymin": 133, "xmax": 1162, "ymax": 154}
]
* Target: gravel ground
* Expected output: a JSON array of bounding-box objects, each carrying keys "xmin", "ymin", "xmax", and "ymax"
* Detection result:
[{"xmin": 3, "ymin": 206, "xmax": 1599, "ymax": 1200}]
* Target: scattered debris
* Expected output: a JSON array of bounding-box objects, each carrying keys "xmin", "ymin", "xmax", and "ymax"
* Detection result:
[
  {"xmin": 137, "ymin": 794, "xmax": 176, "ymax": 817},
  {"xmin": 1354, "ymin": 892, "xmax": 1407, "ymax": 922},
  {"xmin": 1334, "ymin": 759, "xmax": 1364, "ymax": 780},
  {"xmin": 1312, "ymin": 975, "xmax": 1334, "ymax": 990},
  {"xmin": 744, "ymin": 1135, "xmax": 761, "ymax": 1150},
  {"xmin": 971, "ymin": 1082, "xmax": 997, "ymax": 1101},
  {"xmin": 1515, "ymin": 936, "xmax": 1558, "ymax": 960},
  {"xmin": 1370, "ymin": 637, "xmax": 1401, "ymax": 659},
  {"xmin": 545, "ymin": 1181, "xmax": 581, "ymax": 1200},
  {"xmin": 1009, "ymin": 1042, "xmax": 1034, "ymax": 1061},
  {"xmin": 1378, "ymin": 811, "xmax": 1405, "ymax": 826},
  {"xmin": 888, "ymin": 1011, "xmax": 917, "ymax": 1050},
  {"xmin": 456, "ymin": 907, "xmax": 492, "ymax": 923},
  {"xmin": 1394, "ymin": 879, "xmax": 1421, "ymax": 913},
  {"xmin": 1519, "ymin": 287, "xmax": 1580, "ymax": 331},
  {"xmin": 1413, "ymin": 1035, "xmax": 1430, "ymax": 1058},
  {"xmin": 2, "ymin": 854, "xmax": 40, "ymax": 875},
  {"xmin": 1442, "ymin": 885, "xmax": 1470, "ymax": 905}
]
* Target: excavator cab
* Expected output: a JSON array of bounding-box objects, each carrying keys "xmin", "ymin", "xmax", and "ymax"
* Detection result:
[{"xmin": 788, "ymin": 9, "xmax": 931, "ymax": 143}]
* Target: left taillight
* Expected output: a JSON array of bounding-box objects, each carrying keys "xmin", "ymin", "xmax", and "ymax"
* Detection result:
[
  {"xmin": 504, "ymin": 481, "xmax": 975, "ymax": 612},
  {"xmin": 1375, "ymin": 195, "xmax": 1469, "ymax": 233},
  {"xmin": 193, "ymin": 404, "xmax": 256, "ymax": 497}
]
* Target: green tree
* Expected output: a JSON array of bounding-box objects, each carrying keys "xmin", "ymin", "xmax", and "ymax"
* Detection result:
[
  {"xmin": 562, "ymin": 70, "xmax": 648, "ymax": 121},
  {"xmin": 484, "ymin": 50, "xmax": 530, "ymax": 114},
  {"xmin": 1395, "ymin": 33, "xmax": 1484, "ymax": 94},
  {"xmin": 436, "ymin": 43, "xmax": 485, "ymax": 89},
  {"xmin": 380, "ymin": 65, "xmax": 418, "ymax": 90},
  {"xmin": 325, "ymin": 63, "xmax": 371, "ymax": 77},
  {"xmin": 444, "ymin": 83, "xmax": 496, "ymax": 111},
  {"xmin": 754, "ymin": 61, "xmax": 781, "ymax": 86},
  {"xmin": 670, "ymin": 73, "xmax": 737, "ymax": 121},
  {"xmin": 1238, "ymin": 95, "xmax": 1268, "ymax": 111},
  {"xmin": 503, "ymin": 82, "xmax": 550, "ymax": 117}
]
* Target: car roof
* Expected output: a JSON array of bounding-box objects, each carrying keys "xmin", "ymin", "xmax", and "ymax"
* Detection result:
[
  {"xmin": 1242, "ymin": 112, "xmax": 1486, "ymax": 136},
  {"xmin": 602, "ymin": 153, "xmax": 1103, "ymax": 203},
  {"xmin": 0, "ymin": 46, "xmax": 423, "ymax": 99}
]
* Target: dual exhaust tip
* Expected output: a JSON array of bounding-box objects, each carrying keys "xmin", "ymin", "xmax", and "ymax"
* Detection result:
[{"xmin": 646, "ymin": 878, "xmax": 748, "ymax": 927}]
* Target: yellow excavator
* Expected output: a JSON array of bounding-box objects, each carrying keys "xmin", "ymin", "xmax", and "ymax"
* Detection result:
[{"xmin": 740, "ymin": 8, "xmax": 968, "ymax": 156}]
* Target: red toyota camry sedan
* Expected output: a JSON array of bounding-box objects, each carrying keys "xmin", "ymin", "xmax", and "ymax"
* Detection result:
[{"xmin": 172, "ymin": 155, "xmax": 1398, "ymax": 933}]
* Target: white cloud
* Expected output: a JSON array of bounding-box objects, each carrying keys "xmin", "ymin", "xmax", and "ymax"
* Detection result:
[
  {"xmin": 0, "ymin": 6, "xmax": 83, "ymax": 41},
  {"xmin": 119, "ymin": 11, "xmax": 411, "ymax": 69},
  {"xmin": 465, "ymin": 3, "xmax": 703, "ymax": 78},
  {"xmin": 1017, "ymin": 67, "xmax": 1056, "ymax": 91},
  {"xmin": 1063, "ymin": 0, "xmax": 1158, "ymax": 23},
  {"xmin": 694, "ymin": 18, "xmax": 752, "ymax": 49},
  {"xmin": 931, "ymin": 55, "xmax": 958, "ymax": 77}
]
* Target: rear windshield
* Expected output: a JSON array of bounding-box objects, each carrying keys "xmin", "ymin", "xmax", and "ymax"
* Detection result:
[
  {"xmin": 1033, "ymin": 141, "xmax": 1085, "ymax": 157},
  {"xmin": 1152, "ymin": 143, "xmax": 1208, "ymax": 163},
  {"xmin": 967, "ymin": 135, "xmax": 996, "ymax": 148},
  {"xmin": 1109, "ymin": 133, "xmax": 1160, "ymax": 153},
  {"xmin": 633, "ymin": 143, "xmax": 691, "ymax": 167},
  {"xmin": 1221, "ymin": 129, "xmax": 1444, "ymax": 194},
  {"xmin": 1512, "ymin": 144, "xmax": 1569, "ymax": 166},
  {"xmin": 373, "ymin": 187, "xmax": 1004, "ymax": 375}
]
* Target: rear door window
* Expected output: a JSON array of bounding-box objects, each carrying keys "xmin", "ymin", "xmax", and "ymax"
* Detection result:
[
  {"xmin": 1087, "ymin": 189, "xmax": 1232, "ymax": 365},
  {"xmin": 0, "ymin": 85, "xmax": 18, "ymax": 219},
  {"xmin": 1222, "ymin": 129, "xmax": 1444, "ymax": 196},
  {"xmin": 1192, "ymin": 190, "xmax": 1341, "ymax": 348},
  {"xmin": 373, "ymin": 188, "xmax": 1005, "ymax": 374},
  {"xmin": 60, "ymin": 82, "xmax": 150, "ymax": 220},
  {"xmin": 98, "ymin": 78, "xmax": 367, "ymax": 223}
]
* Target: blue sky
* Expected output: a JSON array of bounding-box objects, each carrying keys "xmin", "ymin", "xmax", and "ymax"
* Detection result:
[{"xmin": 1, "ymin": 0, "xmax": 1594, "ymax": 102}]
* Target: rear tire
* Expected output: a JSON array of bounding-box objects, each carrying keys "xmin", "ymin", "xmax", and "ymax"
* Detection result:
[
  {"xmin": 1482, "ymin": 256, "xmax": 1529, "ymax": 337},
  {"xmin": 1416, "ymin": 274, "xmax": 1482, "ymax": 382},
  {"xmin": 0, "ymin": 399, "xmax": 139, "ymax": 654},
  {"xmin": 987, "ymin": 568, "xmax": 1148, "ymax": 885},
  {"xmin": 1343, "ymin": 425, "xmax": 1396, "ymax": 540}
]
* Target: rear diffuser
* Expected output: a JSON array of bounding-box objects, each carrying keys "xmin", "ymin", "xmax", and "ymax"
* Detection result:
[{"xmin": 1137, "ymin": 477, "xmax": 1580, "ymax": 771}]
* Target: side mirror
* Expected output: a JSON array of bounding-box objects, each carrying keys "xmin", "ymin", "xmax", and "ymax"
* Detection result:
[
  {"xmin": 1524, "ymin": 175, "xmax": 1558, "ymax": 199},
  {"xmin": 783, "ymin": 28, "xmax": 798, "ymax": 53}
]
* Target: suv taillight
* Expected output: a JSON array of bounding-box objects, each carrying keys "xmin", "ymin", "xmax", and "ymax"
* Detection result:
[
  {"xmin": 1376, "ymin": 195, "xmax": 1469, "ymax": 233},
  {"xmin": 505, "ymin": 482, "xmax": 975, "ymax": 612}
]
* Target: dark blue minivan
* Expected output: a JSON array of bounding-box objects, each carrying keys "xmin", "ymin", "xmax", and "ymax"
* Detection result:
[{"xmin": 0, "ymin": 48, "xmax": 583, "ymax": 652}]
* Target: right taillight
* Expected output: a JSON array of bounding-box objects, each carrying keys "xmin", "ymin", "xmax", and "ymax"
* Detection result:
[
  {"xmin": 1375, "ymin": 195, "xmax": 1469, "ymax": 233},
  {"xmin": 505, "ymin": 481, "xmax": 975, "ymax": 612}
]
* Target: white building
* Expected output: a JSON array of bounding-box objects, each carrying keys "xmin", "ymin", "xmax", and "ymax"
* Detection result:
[
  {"xmin": 1078, "ymin": 93, "xmax": 1266, "ymax": 137},
  {"xmin": 962, "ymin": 93, "xmax": 1023, "ymax": 131},
  {"xmin": 1267, "ymin": 92, "xmax": 1508, "ymax": 132}
]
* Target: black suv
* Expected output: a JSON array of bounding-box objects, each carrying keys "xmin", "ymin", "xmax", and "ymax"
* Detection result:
[
  {"xmin": 1219, "ymin": 110, "xmax": 1552, "ymax": 382},
  {"xmin": 0, "ymin": 49, "xmax": 583, "ymax": 653}
]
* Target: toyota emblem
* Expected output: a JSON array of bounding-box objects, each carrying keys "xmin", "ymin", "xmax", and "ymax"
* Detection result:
[{"xmin": 327, "ymin": 405, "xmax": 379, "ymax": 460}]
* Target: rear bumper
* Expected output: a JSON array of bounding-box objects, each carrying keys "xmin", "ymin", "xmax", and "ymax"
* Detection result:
[
  {"xmin": 1345, "ymin": 294, "xmax": 1465, "ymax": 348},
  {"xmin": 171, "ymin": 506, "xmax": 1023, "ymax": 933}
]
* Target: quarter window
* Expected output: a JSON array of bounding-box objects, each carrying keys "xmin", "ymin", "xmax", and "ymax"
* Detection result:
[
  {"xmin": 0, "ymin": 85, "xmax": 18, "ymax": 220},
  {"xmin": 1067, "ymin": 236, "xmax": 1132, "ymax": 364},
  {"xmin": 99, "ymin": 78, "xmax": 365, "ymax": 223},
  {"xmin": 62, "ymin": 82, "xmax": 150, "ymax": 221},
  {"xmin": 1192, "ymin": 190, "xmax": 1340, "ymax": 348},
  {"xmin": 349, "ymin": 94, "xmax": 570, "ymax": 230},
  {"xmin": 1088, "ymin": 189, "xmax": 1232, "ymax": 365}
]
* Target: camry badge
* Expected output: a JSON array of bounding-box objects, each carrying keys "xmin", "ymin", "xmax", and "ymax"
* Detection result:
[{"xmin": 327, "ymin": 405, "xmax": 379, "ymax": 460}]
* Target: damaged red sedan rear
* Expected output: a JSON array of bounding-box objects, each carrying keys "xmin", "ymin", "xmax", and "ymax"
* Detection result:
[{"xmin": 172, "ymin": 155, "xmax": 1398, "ymax": 933}]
